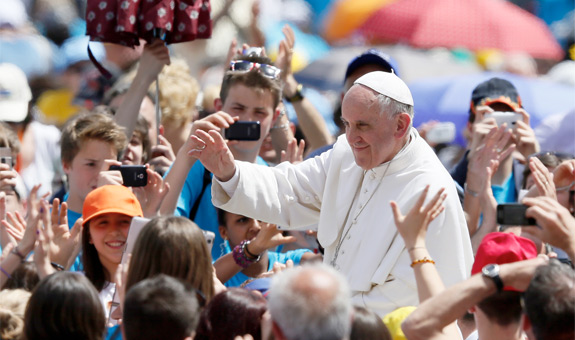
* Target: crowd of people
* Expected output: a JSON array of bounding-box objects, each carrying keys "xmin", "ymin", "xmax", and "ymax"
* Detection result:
[{"xmin": 1, "ymin": 0, "xmax": 574, "ymax": 339}]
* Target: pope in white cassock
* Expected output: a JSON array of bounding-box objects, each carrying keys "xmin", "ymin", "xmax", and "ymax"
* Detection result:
[{"xmin": 190, "ymin": 71, "xmax": 474, "ymax": 316}]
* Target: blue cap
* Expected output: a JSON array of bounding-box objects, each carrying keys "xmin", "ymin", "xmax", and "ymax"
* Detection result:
[
  {"xmin": 344, "ymin": 49, "xmax": 400, "ymax": 81},
  {"xmin": 55, "ymin": 36, "xmax": 106, "ymax": 72}
]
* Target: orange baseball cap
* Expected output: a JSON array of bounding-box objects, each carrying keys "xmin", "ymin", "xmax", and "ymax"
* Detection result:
[{"xmin": 82, "ymin": 185, "xmax": 143, "ymax": 226}]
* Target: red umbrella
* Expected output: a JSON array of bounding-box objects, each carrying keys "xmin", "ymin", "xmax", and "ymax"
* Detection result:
[
  {"xmin": 357, "ymin": 0, "xmax": 564, "ymax": 60},
  {"xmin": 86, "ymin": 0, "xmax": 212, "ymax": 47}
]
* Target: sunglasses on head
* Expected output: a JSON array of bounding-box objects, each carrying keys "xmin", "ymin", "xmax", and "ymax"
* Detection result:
[
  {"xmin": 528, "ymin": 151, "xmax": 575, "ymax": 163},
  {"xmin": 229, "ymin": 60, "xmax": 281, "ymax": 80}
]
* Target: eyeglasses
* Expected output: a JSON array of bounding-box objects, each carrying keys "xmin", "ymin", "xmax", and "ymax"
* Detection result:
[{"xmin": 229, "ymin": 60, "xmax": 281, "ymax": 80}]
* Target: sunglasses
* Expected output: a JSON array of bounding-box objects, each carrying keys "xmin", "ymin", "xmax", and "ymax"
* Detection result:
[
  {"xmin": 229, "ymin": 60, "xmax": 281, "ymax": 80},
  {"xmin": 528, "ymin": 151, "xmax": 575, "ymax": 163}
]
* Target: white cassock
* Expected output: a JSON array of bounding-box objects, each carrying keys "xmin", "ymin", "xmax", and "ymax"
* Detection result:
[{"xmin": 212, "ymin": 128, "xmax": 474, "ymax": 316}]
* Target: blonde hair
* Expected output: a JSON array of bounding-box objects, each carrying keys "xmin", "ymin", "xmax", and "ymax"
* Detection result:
[
  {"xmin": 60, "ymin": 111, "xmax": 127, "ymax": 165},
  {"xmin": 0, "ymin": 289, "xmax": 31, "ymax": 340},
  {"xmin": 154, "ymin": 58, "xmax": 200, "ymax": 126}
]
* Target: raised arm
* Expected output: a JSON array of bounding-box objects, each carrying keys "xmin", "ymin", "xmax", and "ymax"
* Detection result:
[
  {"xmin": 391, "ymin": 185, "xmax": 449, "ymax": 302},
  {"xmin": 523, "ymin": 196, "xmax": 575, "ymax": 261},
  {"xmin": 159, "ymin": 112, "xmax": 237, "ymax": 215},
  {"xmin": 464, "ymin": 125, "xmax": 514, "ymax": 236},
  {"xmin": 402, "ymin": 255, "xmax": 549, "ymax": 340},
  {"xmin": 113, "ymin": 39, "xmax": 170, "ymax": 142},
  {"xmin": 213, "ymin": 221, "xmax": 296, "ymax": 284},
  {"xmin": 276, "ymin": 25, "xmax": 333, "ymax": 154}
]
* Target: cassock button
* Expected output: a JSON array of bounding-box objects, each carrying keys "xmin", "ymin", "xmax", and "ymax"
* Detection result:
[{"xmin": 346, "ymin": 234, "xmax": 351, "ymax": 240}]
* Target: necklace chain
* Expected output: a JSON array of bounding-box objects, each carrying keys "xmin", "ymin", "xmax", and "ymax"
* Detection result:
[{"xmin": 330, "ymin": 158, "xmax": 394, "ymax": 267}]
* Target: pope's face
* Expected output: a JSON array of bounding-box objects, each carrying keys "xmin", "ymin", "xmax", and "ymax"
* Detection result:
[{"xmin": 342, "ymin": 85, "xmax": 398, "ymax": 170}]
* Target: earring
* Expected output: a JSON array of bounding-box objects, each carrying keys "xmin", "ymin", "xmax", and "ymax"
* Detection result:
[{"xmin": 220, "ymin": 238, "xmax": 229, "ymax": 258}]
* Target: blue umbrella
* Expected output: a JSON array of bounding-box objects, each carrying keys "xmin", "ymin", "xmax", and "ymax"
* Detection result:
[{"xmin": 409, "ymin": 72, "xmax": 575, "ymax": 147}]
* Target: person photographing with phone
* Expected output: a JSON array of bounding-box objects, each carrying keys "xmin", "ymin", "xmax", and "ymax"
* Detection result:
[
  {"xmin": 188, "ymin": 71, "xmax": 473, "ymax": 316},
  {"xmin": 160, "ymin": 46, "xmax": 293, "ymax": 261},
  {"xmin": 453, "ymin": 77, "xmax": 540, "ymax": 205}
]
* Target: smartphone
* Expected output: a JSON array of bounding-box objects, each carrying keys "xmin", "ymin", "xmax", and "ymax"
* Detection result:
[
  {"xmin": 426, "ymin": 122, "xmax": 456, "ymax": 145},
  {"xmin": 109, "ymin": 165, "xmax": 147, "ymax": 187},
  {"xmin": 0, "ymin": 147, "xmax": 12, "ymax": 170},
  {"xmin": 202, "ymin": 230, "xmax": 215, "ymax": 253},
  {"xmin": 224, "ymin": 121, "xmax": 261, "ymax": 141},
  {"xmin": 484, "ymin": 112, "xmax": 523, "ymax": 127},
  {"xmin": 496, "ymin": 203, "xmax": 537, "ymax": 226}
]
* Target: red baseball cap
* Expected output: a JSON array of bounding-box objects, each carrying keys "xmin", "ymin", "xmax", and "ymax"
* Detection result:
[
  {"xmin": 82, "ymin": 185, "xmax": 143, "ymax": 226},
  {"xmin": 471, "ymin": 232, "xmax": 538, "ymax": 291}
]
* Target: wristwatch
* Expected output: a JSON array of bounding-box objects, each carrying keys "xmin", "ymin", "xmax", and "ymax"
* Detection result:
[
  {"xmin": 482, "ymin": 263, "xmax": 503, "ymax": 293},
  {"xmin": 285, "ymin": 83, "xmax": 304, "ymax": 103}
]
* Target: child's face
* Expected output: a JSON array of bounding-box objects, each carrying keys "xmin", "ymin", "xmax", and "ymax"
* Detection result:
[
  {"xmin": 88, "ymin": 212, "xmax": 132, "ymax": 272},
  {"xmin": 122, "ymin": 135, "xmax": 144, "ymax": 165},
  {"xmin": 219, "ymin": 83, "xmax": 276, "ymax": 155},
  {"xmin": 219, "ymin": 212, "xmax": 270, "ymax": 249},
  {"xmin": 64, "ymin": 139, "xmax": 117, "ymax": 202}
]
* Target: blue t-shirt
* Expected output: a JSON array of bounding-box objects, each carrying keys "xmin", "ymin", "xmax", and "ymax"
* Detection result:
[
  {"xmin": 491, "ymin": 170, "xmax": 517, "ymax": 204},
  {"xmin": 225, "ymin": 249, "xmax": 311, "ymax": 288},
  {"xmin": 174, "ymin": 158, "xmax": 268, "ymax": 261},
  {"xmin": 63, "ymin": 192, "xmax": 83, "ymax": 271}
]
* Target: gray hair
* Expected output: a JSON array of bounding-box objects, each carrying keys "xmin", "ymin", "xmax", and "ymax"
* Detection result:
[
  {"xmin": 376, "ymin": 94, "xmax": 414, "ymax": 120},
  {"xmin": 524, "ymin": 260, "xmax": 575, "ymax": 340},
  {"xmin": 268, "ymin": 263, "xmax": 353, "ymax": 340}
]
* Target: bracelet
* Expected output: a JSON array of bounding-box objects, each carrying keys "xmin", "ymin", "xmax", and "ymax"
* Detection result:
[
  {"xmin": 0, "ymin": 266, "xmax": 12, "ymax": 279},
  {"xmin": 464, "ymin": 183, "xmax": 479, "ymax": 197},
  {"xmin": 51, "ymin": 262, "xmax": 65, "ymax": 271},
  {"xmin": 284, "ymin": 83, "xmax": 304, "ymax": 103},
  {"xmin": 410, "ymin": 257, "xmax": 435, "ymax": 268},
  {"xmin": 271, "ymin": 123, "xmax": 289, "ymax": 131},
  {"xmin": 232, "ymin": 240, "xmax": 261, "ymax": 269},
  {"xmin": 11, "ymin": 246, "xmax": 26, "ymax": 261}
]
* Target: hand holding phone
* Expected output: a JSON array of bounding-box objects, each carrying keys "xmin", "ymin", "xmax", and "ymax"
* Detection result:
[
  {"xmin": 109, "ymin": 165, "xmax": 148, "ymax": 187},
  {"xmin": 426, "ymin": 122, "xmax": 456, "ymax": 145},
  {"xmin": 224, "ymin": 121, "xmax": 261, "ymax": 141},
  {"xmin": 497, "ymin": 203, "xmax": 537, "ymax": 226},
  {"xmin": 484, "ymin": 112, "xmax": 523, "ymax": 128}
]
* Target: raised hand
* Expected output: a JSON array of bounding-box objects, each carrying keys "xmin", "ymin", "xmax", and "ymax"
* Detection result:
[
  {"xmin": 43, "ymin": 199, "xmax": 83, "ymax": 269},
  {"xmin": 2, "ymin": 210, "xmax": 26, "ymax": 246},
  {"xmin": 18, "ymin": 184, "xmax": 45, "ymax": 255},
  {"xmin": 247, "ymin": 221, "xmax": 296, "ymax": 256},
  {"xmin": 467, "ymin": 124, "xmax": 515, "ymax": 189},
  {"xmin": 523, "ymin": 196, "xmax": 575, "ymax": 260},
  {"xmin": 97, "ymin": 159, "xmax": 124, "ymax": 187},
  {"xmin": 0, "ymin": 163, "xmax": 17, "ymax": 189},
  {"xmin": 276, "ymin": 25, "xmax": 299, "ymax": 98},
  {"xmin": 528, "ymin": 156, "xmax": 557, "ymax": 199},
  {"xmin": 390, "ymin": 185, "xmax": 447, "ymax": 250},
  {"xmin": 189, "ymin": 129, "xmax": 237, "ymax": 182},
  {"xmin": 512, "ymin": 108, "xmax": 539, "ymax": 159},
  {"xmin": 133, "ymin": 167, "xmax": 170, "ymax": 218},
  {"xmin": 280, "ymin": 138, "xmax": 305, "ymax": 164},
  {"xmin": 552, "ymin": 159, "xmax": 575, "ymax": 190},
  {"xmin": 147, "ymin": 134, "xmax": 176, "ymax": 174},
  {"xmin": 138, "ymin": 39, "xmax": 171, "ymax": 83}
]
